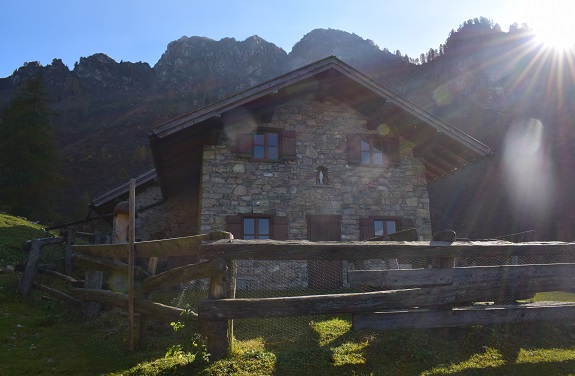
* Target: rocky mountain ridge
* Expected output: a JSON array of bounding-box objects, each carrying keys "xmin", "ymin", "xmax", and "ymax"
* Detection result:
[{"xmin": 1, "ymin": 25, "xmax": 573, "ymax": 241}]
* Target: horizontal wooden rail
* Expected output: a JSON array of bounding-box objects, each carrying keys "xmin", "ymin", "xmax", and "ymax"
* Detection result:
[
  {"xmin": 142, "ymin": 258, "xmax": 228, "ymax": 294},
  {"xmin": 72, "ymin": 254, "xmax": 149, "ymax": 280},
  {"xmin": 198, "ymin": 240, "xmax": 575, "ymax": 261},
  {"xmin": 18, "ymin": 237, "xmax": 65, "ymax": 295},
  {"xmin": 71, "ymin": 231, "xmax": 232, "ymax": 258},
  {"xmin": 352, "ymin": 302, "xmax": 575, "ymax": 330},
  {"xmin": 69, "ymin": 288, "xmax": 192, "ymax": 322},
  {"xmin": 199, "ymin": 277, "xmax": 575, "ymax": 320},
  {"xmin": 348, "ymin": 263, "xmax": 575, "ymax": 288},
  {"xmin": 37, "ymin": 268, "xmax": 84, "ymax": 288},
  {"xmin": 33, "ymin": 282, "xmax": 81, "ymax": 306}
]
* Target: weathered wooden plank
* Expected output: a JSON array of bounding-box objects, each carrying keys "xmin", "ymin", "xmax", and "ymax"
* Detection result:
[
  {"xmin": 198, "ymin": 240, "xmax": 575, "ymax": 261},
  {"xmin": 72, "ymin": 231, "xmax": 233, "ymax": 258},
  {"xmin": 203, "ymin": 256, "xmax": 235, "ymax": 361},
  {"xmin": 128, "ymin": 178, "xmax": 136, "ymax": 351},
  {"xmin": 64, "ymin": 229, "xmax": 75, "ymax": 275},
  {"xmin": 348, "ymin": 263, "xmax": 575, "ymax": 288},
  {"xmin": 37, "ymin": 268, "xmax": 84, "ymax": 287},
  {"xmin": 352, "ymin": 302, "xmax": 575, "ymax": 330},
  {"xmin": 136, "ymin": 231, "xmax": 233, "ymax": 257},
  {"xmin": 72, "ymin": 253, "xmax": 149, "ymax": 280},
  {"xmin": 198, "ymin": 278, "xmax": 575, "ymax": 319},
  {"xmin": 141, "ymin": 258, "xmax": 228, "ymax": 294},
  {"xmin": 72, "ymin": 243, "xmax": 129, "ymax": 258},
  {"xmin": 69, "ymin": 288, "xmax": 193, "ymax": 322},
  {"xmin": 18, "ymin": 239, "xmax": 43, "ymax": 295},
  {"xmin": 18, "ymin": 237, "xmax": 65, "ymax": 296},
  {"xmin": 33, "ymin": 282, "xmax": 81, "ymax": 306},
  {"xmin": 82, "ymin": 270, "xmax": 103, "ymax": 318}
]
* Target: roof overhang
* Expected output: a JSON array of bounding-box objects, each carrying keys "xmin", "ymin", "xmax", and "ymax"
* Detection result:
[
  {"xmin": 90, "ymin": 168, "xmax": 158, "ymax": 216},
  {"xmin": 147, "ymin": 56, "xmax": 490, "ymax": 197}
]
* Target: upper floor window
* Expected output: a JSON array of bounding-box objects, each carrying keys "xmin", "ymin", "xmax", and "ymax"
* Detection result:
[
  {"xmin": 254, "ymin": 131, "xmax": 279, "ymax": 160},
  {"xmin": 361, "ymin": 138, "xmax": 385, "ymax": 165},
  {"xmin": 237, "ymin": 128, "xmax": 296, "ymax": 161},
  {"xmin": 347, "ymin": 135, "xmax": 400, "ymax": 167}
]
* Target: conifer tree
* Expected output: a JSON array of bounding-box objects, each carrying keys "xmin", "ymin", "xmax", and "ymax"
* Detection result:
[{"xmin": 0, "ymin": 74, "xmax": 61, "ymax": 219}]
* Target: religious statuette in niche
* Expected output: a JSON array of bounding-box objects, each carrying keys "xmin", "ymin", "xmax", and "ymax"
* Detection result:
[{"xmin": 316, "ymin": 166, "xmax": 328, "ymax": 185}]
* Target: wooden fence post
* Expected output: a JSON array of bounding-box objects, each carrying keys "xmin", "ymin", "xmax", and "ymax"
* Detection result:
[
  {"xmin": 128, "ymin": 179, "xmax": 136, "ymax": 351},
  {"xmin": 18, "ymin": 239, "xmax": 43, "ymax": 295},
  {"xmin": 202, "ymin": 232, "xmax": 235, "ymax": 361},
  {"xmin": 64, "ymin": 228, "xmax": 76, "ymax": 275},
  {"xmin": 18, "ymin": 237, "xmax": 64, "ymax": 295}
]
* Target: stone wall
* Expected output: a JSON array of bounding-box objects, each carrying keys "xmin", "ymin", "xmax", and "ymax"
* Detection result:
[
  {"xmin": 198, "ymin": 93, "xmax": 432, "ymax": 290},
  {"xmin": 200, "ymin": 94, "xmax": 431, "ymax": 240},
  {"xmin": 130, "ymin": 94, "xmax": 432, "ymax": 290},
  {"xmin": 135, "ymin": 185, "xmax": 199, "ymax": 241}
]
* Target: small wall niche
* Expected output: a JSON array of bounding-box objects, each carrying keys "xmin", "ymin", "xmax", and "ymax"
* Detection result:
[{"xmin": 316, "ymin": 166, "xmax": 329, "ymax": 185}]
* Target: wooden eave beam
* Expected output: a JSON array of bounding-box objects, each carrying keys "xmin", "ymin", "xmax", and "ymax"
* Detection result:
[
  {"xmin": 423, "ymin": 156, "xmax": 453, "ymax": 179},
  {"xmin": 414, "ymin": 132, "xmax": 479, "ymax": 176},
  {"xmin": 434, "ymin": 142, "xmax": 476, "ymax": 167}
]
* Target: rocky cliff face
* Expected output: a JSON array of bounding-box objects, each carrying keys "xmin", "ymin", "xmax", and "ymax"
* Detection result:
[{"xmin": 155, "ymin": 36, "xmax": 287, "ymax": 97}]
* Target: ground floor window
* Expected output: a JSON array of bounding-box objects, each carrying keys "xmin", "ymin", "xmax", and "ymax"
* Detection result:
[
  {"xmin": 373, "ymin": 218, "xmax": 399, "ymax": 236},
  {"xmin": 226, "ymin": 214, "xmax": 287, "ymax": 240},
  {"xmin": 243, "ymin": 217, "xmax": 270, "ymax": 239}
]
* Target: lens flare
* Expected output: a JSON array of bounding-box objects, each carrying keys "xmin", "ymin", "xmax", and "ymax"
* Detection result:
[
  {"xmin": 502, "ymin": 118, "xmax": 554, "ymax": 225},
  {"xmin": 528, "ymin": 0, "xmax": 575, "ymax": 51}
]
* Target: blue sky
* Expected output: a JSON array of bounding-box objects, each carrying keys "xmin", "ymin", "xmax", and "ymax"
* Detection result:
[{"xmin": 0, "ymin": 0, "xmax": 566, "ymax": 78}]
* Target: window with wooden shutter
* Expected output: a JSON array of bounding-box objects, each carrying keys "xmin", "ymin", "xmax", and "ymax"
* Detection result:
[
  {"xmin": 347, "ymin": 134, "xmax": 400, "ymax": 167},
  {"xmin": 346, "ymin": 134, "xmax": 361, "ymax": 165},
  {"xmin": 225, "ymin": 215, "xmax": 243, "ymax": 239},
  {"xmin": 237, "ymin": 129, "xmax": 296, "ymax": 161},
  {"xmin": 385, "ymin": 136, "xmax": 401, "ymax": 166},
  {"xmin": 359, "ymin": 217, "xmax": 403, "ymax": 240},
  {"xmin": 237, "ymin": 133, "xmax": 253, "ymax": 158},
  {"xmin": 272, "ymin": 215, "xmax": 289, "ymax": 240},
  {"xmin": 226, "ymin": 214, "xmax": 288, "ymax": 240},
  {"xmin": 282, "ymin": 130, "xmax": 297, "ymax": 160},
  {"xmin": 359, "ymin": 217, "xmax": 374, "ymax": 240}
]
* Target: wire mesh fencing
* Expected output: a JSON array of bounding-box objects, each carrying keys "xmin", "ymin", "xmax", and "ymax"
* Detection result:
[{"xmin": 171, "ymin": 250, "xmax": 575, "ymax": 346}]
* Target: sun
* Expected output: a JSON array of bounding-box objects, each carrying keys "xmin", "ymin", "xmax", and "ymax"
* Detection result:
[{"xmin": 527, "ymin": 1, "xmax": 575, "ymax": 50}]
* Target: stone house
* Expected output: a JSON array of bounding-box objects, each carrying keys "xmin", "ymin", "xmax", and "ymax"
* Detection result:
[{"xmin": 91, "ymin": 57, "xmax": 490, "ymax": 289}]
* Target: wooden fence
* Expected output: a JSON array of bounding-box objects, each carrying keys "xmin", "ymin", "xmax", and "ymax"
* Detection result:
[
  {"xmin": 19, "ymin": 228, "xmax": 575, "ymax": 361},
  {"xmin": 17, "ymin": 181, "xmax": 575, "ymax": 361}
]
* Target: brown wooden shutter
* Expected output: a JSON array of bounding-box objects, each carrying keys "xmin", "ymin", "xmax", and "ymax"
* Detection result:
[
  {"xmin": 272, "ymin": 215, "xmax": 289, "ymax": 240},
  {"xmin": 359, "ymin": 217, "xmax": 374, "ymax": 240},
  {"xmin": 385, "ymin": 136, "xmax": 400, "ymax": 166},
  {"xmin": 237, "ymin": 132, "xmax": 253, "ymax": 158},
  {"xmin": 401, "ymin": 217, "xmax": 415, "ymax": 231},
  {"xmin": 225, "ymin": 215, "xmax": 242, "ymax": 239},
  {"xmin": 346, "ymin": 134, "xmax": 361, "ymax": 164},
  {"xmin": 282, "ymin": 130, "xmax": 297, "ymax": 160}
]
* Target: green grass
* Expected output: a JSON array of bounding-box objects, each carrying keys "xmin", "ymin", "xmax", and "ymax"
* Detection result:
[
  {"xmin": 0, "ymin": 212, "xmax": 51, "ymax": 265},
  {"xmin": 3, "ymin": 212, "xmax": 575, "ymax": 375}
]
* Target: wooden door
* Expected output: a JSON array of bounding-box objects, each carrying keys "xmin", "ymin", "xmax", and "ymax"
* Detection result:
[{"xmin": 307, "ymin": 215, "xmax": 342, "ymax": 289}]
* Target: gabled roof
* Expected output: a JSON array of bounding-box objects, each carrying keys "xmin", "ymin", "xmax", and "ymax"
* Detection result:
[{"xmin": 143, "ymin": 56, "xmax": 490, "ymax": 197}]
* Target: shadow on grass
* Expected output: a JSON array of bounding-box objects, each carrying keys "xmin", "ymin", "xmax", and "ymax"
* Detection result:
[
  {"xmin": 436, "ymin": 359, "xmax": 575, "ymax": 376},
  {"xmin": 232, "ymin": 315, "xmax": 575, "ymax": 376}
]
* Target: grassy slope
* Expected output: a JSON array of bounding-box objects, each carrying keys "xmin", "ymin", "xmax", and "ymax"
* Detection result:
[
  {"xmin": 2, "ymin": 212, "xmax": 575, "ymax": 375},
  {"xmin": 0, "ymin": 213, "xmax": 49, "ymax": 266}
]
